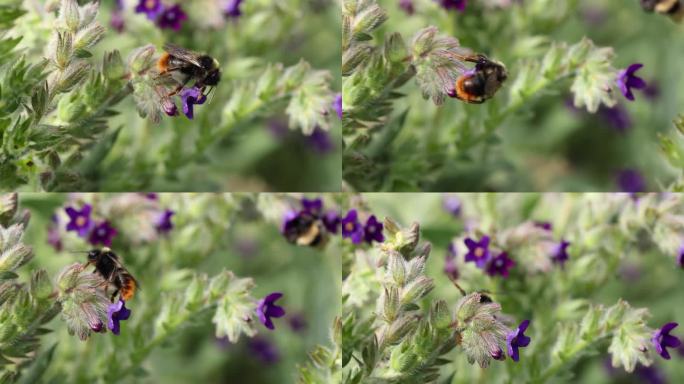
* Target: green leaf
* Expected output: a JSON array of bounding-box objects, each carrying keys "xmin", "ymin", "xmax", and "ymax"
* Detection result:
[{"xmin": 16, "ymin": 343, "xmax": 58, "ymax": 384}]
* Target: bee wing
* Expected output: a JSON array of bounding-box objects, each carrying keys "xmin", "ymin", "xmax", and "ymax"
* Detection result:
[
  {"xmin": 163, "ymin": 43, "xmax": 203, "ymax": 68},
  {"xmin": 442, "ymin": 46, "xmax": 480, "ymax": 74}
]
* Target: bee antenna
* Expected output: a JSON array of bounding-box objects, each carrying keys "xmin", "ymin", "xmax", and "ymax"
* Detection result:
[{"xmin": 448, "ymin": 276, "xmax": 467, "ymax": 296}]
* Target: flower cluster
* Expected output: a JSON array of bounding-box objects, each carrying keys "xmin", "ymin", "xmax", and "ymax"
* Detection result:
[
  {"xmin": 464, "ymin": 236, "xmax": 515, "ymax": 277},
  {"xmin": 340, "ymin": 209, "xmax": 384, "ymax": 245},
  {"xmin": 134, "ymin": 0, "xmax": 188, "ymax": 31}
]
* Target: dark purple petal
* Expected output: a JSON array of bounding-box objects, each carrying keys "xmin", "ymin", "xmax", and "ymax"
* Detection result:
[
  {"xmin": 248, "ymin": 336, "xmax": 280, "ymax": 364},
  {"xmin": 616, "ymin": 63, "xmax": 647, "ymax": 101},
  {"xmin": 364, "ymin": 215, "xmax": 384, "ymax": 244},
  {"xmin": 135, "ymin": 0, "xmax": 163, "ymax": 20},
  {"xmin": 342, "ymin": 210, "xmax": 364, "ymax": 244},
  {"xmin": 301, "ymin": 198, "xmax": 323, "ymax": 216},
  {"xmin": 323, "ymin": 210, "xmax": 341, "ymax": 234},
  {"xmin": 436, "ymin": 0, "xmax": 467, "ymax": 11},
  {"xmin": 155, "ymin": 210, "xmax": 175, "ymax": 233},
  {"xmin": 617, "ymin": 169, "xmax": 646, "ymax": 193},
  {"xmin": 88, "ymin": 221, "xmax": 118, "ymax": 247},
  {"xmin": 399, "ymin": 0, "xmax": 415, "ymax": 14},
  {"xmin": 107, "ymin": 300, "xmax": 131, "ymax": 335},
  {"xmin": 256, "ymin": 292, "xmax": 286, "ymax": 331},
  {"xmin": 464, "ymin": 236, "xmax": 491, "ymax": 268},
  {"xmin": 156, "ymin": 4, "xmax": 188, "ymax": 31},
  {"xmin": 485, "ymin": 252, "xmax": 515, "ymax": 277},
  {"xmin": 180, "ymin": 87, "xmax": 206, "ymax": 119},
  {"xmin": 652, "ymin": 322, "xmax": 681, "ymax": 360},
  {"xmin": 64, "ymin": 204, "xmax": 93, "ymax": 237},
  {"xmin": 507, "ymin": 319, "xmax": 531, "ymax": 362},
  {"xmin": 224, "ymin": 0, "xmax": 244, "ymax": 18},
  {"xmin": 333, "ymin": 93, "xmax": 343, "ymax": 119}
]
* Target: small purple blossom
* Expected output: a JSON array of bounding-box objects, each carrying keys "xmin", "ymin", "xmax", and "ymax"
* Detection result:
[
  {"xmin": 156, "ymin": 4, "xmax": 188, "ymax": 31},
  {"xmin": 652, "ymin": 322, "xmax": 681, "ymax": 360},
  {"xmin": 307, "ymin": 127, "xmax": 334, "ymax": 154},
  {"xmin": 617, "ymin": 169, "xmax": 646, "ymax": 193},
  {"xmin": 47, "ymin": 215, "xmax": 62, "ymax": 251},
  {"xmin": 155, "ymin": 209, "xmax": 175, "ymax": 233},
  {"xmin": 224, "ymin": 0, "xmax": 244, "ymax": 18},
  {"xmin": 179, "ymin": 87, "xmax": 206, "ymax": 119},
  {"xmin": 302, "ymin": 198, "xmax": 323, "ymax": 217},
  {"xmin": 323, "ymin": 210, "xmax": 341, "ymax": 234},
  {"xmin": 341, "ymin": 209, "xmax": 363, "ymax": 244},
  {"xmin": 256, "ymin": 292, "xmax": 286, "ymax": 330},
  {"xmin": 107, "ymin": 300, "xmax": 131, "ymax": 335},
  {"xmin": 485, "ymin": 252, "xmax": 515, "ymax": 277},
  {"xmin": 288, "ymin": 313, "xmax": 308, "ymax": 332},
  {"xmin": 65, "ymin": 204, "xmax": 93, "ymax": 237},
  {"xmin": 442, "ymin": 195, "xmax": 462, "ymax": 216},
  {"xmin": 88, "ymin": 221, "xmax": 118, "ymax": 247},
  {"xmin": 464, "ymin": 236, "xmax": 491, "ymax": 268},
  {"xmin": 616, "ymin": 63, "xmax": 647, "ymax": 101},
  {"xmin": 333, "ymin": 93, "xmax": 342, "ymax": 119},
  {"xmin": 551, "ymin": 240, "xmax": 570, "ymax": 266},
  {"xmin": 444, "ymin": 243, "xmax": 459, "ymax": 280},
  {"xmin": 399, "ymin": 0, "xmax": 415, "ymax": 15},
  {"xmin": 248, "ymin": 336, "xmax": 280, "ymax": 364},
  {"xmin": 599, "ymin": 104, "xmax": 632, "ymax": 133},
  {"xmin": 364, "ymin": 215, "xmax": 384, "ymax": 244},
  {"xmin": 135, "ymin": 0, "xmax": 163, "ymax": 20},
  {"xmin": 507, "ymin": 319, "xmax": 531, "ymax": 362},
  {"xmin": 436, "ymin": 0, "xmax": 467, "ymax": 12}
]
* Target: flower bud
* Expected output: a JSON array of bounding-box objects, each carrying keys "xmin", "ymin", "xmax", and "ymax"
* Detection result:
[
  {"xmin": 387, "ymin": 251, "xmax": 406, "ymax": 286},
  {"xmin": 404, "ymin": 255, "xmax": 425, "ymax": 283},
  {"xmin": 78, "ymin": 1, "xmax": 99, "ymax": 28},
  {"xmin": 400, "ymin": 276, "xmax": 433, "ymax": 305},
  {"xmin": 74, "ymin": 24, "xmax": 105, "ymax": 50},
  {"xmin": 384, "ymin": 32, "xmax": 407, "ymax": 65},
  {"xmin": 184, "ymin": 274, "xmax": 206, "ymax": 309},
  {"xmin": 342, "ymin": 45, "xmax": 371, "ymax": 76},
  {"xmin": 30, "ymin": 269, "xmax": 53, "ymax": 301},
  {"xmin": 0, "ymin": 244, "xmax": 33, "ymax": 273},
  {"xmin": 56, "ymin": 61, "xmax": 90, "ymax": 93},
  {"xmin": 127, "ymin": 44, "xmax": 156, "ymax": 74},
  {"xmin": 388, "ymin": 344, "xmax": 417, "ymax": 373},
  {"xmin": 430, "ymin": 300, "xmax": 453, "ymax": 330},
  {"xmin": 353, "ymin": 4, "xmax": 387, "ymax": 37},
  {"xmin": 380, "ymin": 287, "xmax": 400, "ymax": 323},
  {"xmin": 383, "ymin": 315, "xmax": 419, "ymax": 346},
  {"xmin": 54, "ymin": 31, "xmax": 73, "ymax": 70},
  {"xmin": 61, "ymin": 0, "xmax": 80, "ymax": 32}
]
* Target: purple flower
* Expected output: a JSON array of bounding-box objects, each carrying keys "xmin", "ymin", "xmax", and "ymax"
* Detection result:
[
  {"xmin": 288, "ymin": 313, "xmax": 308, "ymax": 332},
  {"xmin": 323, "ymin": 210, "xmax": 341, "ymax": 234},
  {"xmin": 364, "ymin": 215, "xmax": 384, "ymax": 244},
  {"xmin": 652, "ymin": 322, "xmax": 681, "ymax": 360},
  {"xmin": 617, "ymin": 169, "xmax": 646, "ymax": 193},
  {"xmin": 155, "ymin": 209, "xmax": 175, "ymax": 233},
  {"xmin": 47, "ymin": 215, "xmax": 62, "ymax": 251},
  {"xmin": 533, "ymin": 221, "xmax": 552, "ymax": 231},
  {"xmin": 179, "ymin": 87, "xmax": 206, "ymax": 119},
  {"xmin": 307, "ymin": 127, "xmax": 334, "ymax": 154},
  {"xmin": 156, "ymin": 4, "xmax": 188, "ymax": 31},
  {"xmin": 248, "ymin": 336, "xmax": 280, "ymax": 364},
  {"xmin": 302, "ymin": 198, "xmax": 323, "ymax": 217},
  {"xmin": 341, "ymin": 210, "xmax": 363, "ymax": 244},
  {"xmin": 551, "ymin": 240, "xmax": 570, "ymax": 266},
  {"xmin": 110, "ymin": 11, "xmax": 125, "ymax": 33},
  {"xmin": 464, "ymin": 236, "xmax": 491, "ymax": 268},
  {"xmin": 399, "ymin": 0, "xmax": 415, "ymax": 15},
  {"xmin": 444, "ymin": 243, "xmax": 459, "ymax": 280},
  {"xmin": 599, "ymin": 104, "xmax": 632, "ymax": 133},
  {"xmin": 144, "ymin": 193, "xmax": 158, "ymax": 200},
  {"xmin": 162, "ymin": 98, "xmax": 178, "ymax": 116},
  {"xmin": 436, "ymin": 0, "xmax": 467, "ymax": 11},
  {"xmin": 65, "ymin": 204, "xmax": 93, "ymax": 237},
  {"xmin": 616, "ymin": 63, "xmax": 647, "ymax": 101},
  {"xmin": 135, "ymin": 0, "xmax": 163, "ymax": 20},
  {"xmin": 88, "ymin": 221, "xmax": 118, "ymax": 247},
  {"xmin": 678, "ymin": 245, "xmax": 684, "ymax": 269},
  {"xmin": 256, "ymin": 292, "xmax": 286, "ymax": 330},
  {"xmin": 224, "ymin": 0, "xmax": 244, "ymax": 18},
  {"xmin": 485, "ymin": 252, "xmax": 515, "ymax": 277},
  {"xmin": 333, "ymin": 93, "xmax": 342, "ymax": 119},
  {"xmin": 507, "ymin": 319, "xmax": 531, "ymax": 362},
  {"xmin": 107, "ymin": 299, "xmax": 131, "ymax": 335},
  {"xmin": 442, "ymin": 195, "xmax": 462, "ymax": 216}
]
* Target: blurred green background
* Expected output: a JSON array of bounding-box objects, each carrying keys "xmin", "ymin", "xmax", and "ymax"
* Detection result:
[
  {"xmin": 15, "ymin": 193, "xmax": 340, "ymax": 383},
  {"xmin": 360, "ymin": 193, "xmax": 684, "ymax": 383},
  {"xmin": 368, "ymin": 0, "xmax": 682, "ymax": 191}
]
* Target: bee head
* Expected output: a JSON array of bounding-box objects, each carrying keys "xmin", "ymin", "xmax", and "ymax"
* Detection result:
[
  {"xmin": 205, "ymin": 68, "xmax": 221, "ymax": 86},
  {"xmin": 87, "ymin": 249, "xmax": 101, "ymax": 262}
]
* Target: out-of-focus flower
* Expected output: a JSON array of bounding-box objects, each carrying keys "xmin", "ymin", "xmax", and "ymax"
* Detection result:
[
  {"xmin": 464, "ymin": 236, "xmax": 491, "ymax": 268},
  {"xmin": 288, "ymin": 313, "xmax": 308, "ymax": 332},
  {"xmin": 88, "ymin": 221, "xmax": 118, "ymax": 247},
  {"xmin": 551, "ymin": 240, "xmax": 570, "ymax": 266},
  {"xmin": 107, "ymin": 299, "xmax": 131, "ymax": 335},
  {"xmin": 135, "ymin": 0, "xmax": 163, "ymax": 20},
  {"xmin": 444, "ymin": 243, "xmax": 459, "ymax": 280},
  {"xmin": 302, "ymin": 198, "xmax": 323, "ymax": 216},
  {"xmin": 643, "ymin": 80, "xmax": 660, "ymax": 101},
  {"xmin": 333, "ymin": 93, "xmax": 342, "ymax": 119},
  {"xmin": 323, "ymin": 210, "xmax": 340, "ymax": 234},
  {"xmin": 179, "ymin": 87, "xmax": 206, "ymax": 119},
  {"xmin": 65, "ymin": 204, "xmax": 93, "ymax": 237},
  {"xmin": 436, "ymin": 0, "xmax": 467, "ymax": 11},
  {"xmin": 364, "ymin": 215, "xmax": 384, "ymax": 244},
  {"xmin": 485, "ymin": 252, "xmax": 515, "ymax": 277},
  {"xmin": 307, "ymin": 127, "xmax": 334, "ymax": 154},
  {"xmin": 533, "ymin": 221, "xmax": 552, "ymax": 231},
  {"xmin": 248, "ymin": 336, "xmax": 280, "ymax": 364},
  {"xmin": 599, "ymin": 104, "xmax": 632, "ymax": 133},
  {"xmin": 442, "ymin": 195, "xmax": 462, "ymax": 216},
  {"xmin": 652, "ymin": 322, "xmax": 681, "ymax": 360},
  {"xmin": 617, "ymin": 169, "xmax": 646, "ymax": 193},
  {"xmin": 616, "ymin": 63, "xmax": 647, "ymax": 101},
  {"xmin": 507, "ymin": 319, "xmax": 531, "ymax": 362},
  {"xmin": 156, "ymin": 4, "xmax": 188, "ymax": 31},
  {"xmin": 48, "ymin": 215, "xmax": 63, "ymax": 251},
  {"xmin": 111, "ymin": 0, "xmax": 125, "ymax": 33},
  {"xmin": 678, "ymin": 245, "xmax": 684, "ymax": 268},
  {"xmin": 399, "ymin": 0, "xmax": 415, "ymax": 14},
  {"xmin": 224, "ymin": 0, "xmax": 244, "ymax": 18},
  {"xmin": 155, "ymin": 209, "xmax": 175, "ymax": 233},
  {"xmin": 256, "ymin": 292, "xmax": 286, "ymax": 330},
  {"xmin": 341, "ymin": 209, "xmax": 363, "ymax": 244},
  {"xmin": 634, "ymin": 364, "xmax": 667, "ymax": 384}
]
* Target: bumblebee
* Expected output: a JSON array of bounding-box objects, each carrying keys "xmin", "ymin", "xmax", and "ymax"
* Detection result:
[
  {"xmin": 641, "ymin": 0, "xmax": 684, "ymax": 22},
  {"xmin": 86, "ymin": 247, "xmax": 139, "ymax": 302},
  {"xmin": 157, "ymin": 43, "xmax": 221, "ymax": 95},
  {"xmin": 283, "ymin": 211, "xmax": 328, "ymax": 248},
  {"xmin": 450, "ymin": 54, "xmax": 508, "ymax": 104}
]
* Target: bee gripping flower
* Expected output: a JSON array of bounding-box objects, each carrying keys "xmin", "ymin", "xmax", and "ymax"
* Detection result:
[
  {"xmin": 616, "ymin": 63, "xmax": 647, "ymax": 101},
  {"xmin": 464, "ymin": 236, "xmax": 491, "ymax": 268},
  {"xmin": 65, "ymin": 204, "xmax": 93, "ymax": 237},
  {"xmin": 107, "ymin": 299, "xmax": 131, "ymax": 335},
  {"xmin": 651, "ymin": 322, "xmax": 681, "ymax": 360},
  {"xmin": 256, "ymin": 292, "xmax": 286, "ymax": 330},
  {"xmin": 507, "ymin": 319, "xmax": 531, "ymax": 362}
]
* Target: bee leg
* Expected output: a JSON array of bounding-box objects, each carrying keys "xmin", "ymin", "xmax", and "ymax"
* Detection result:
[
  {"xmin": 110, "ymin": 289, "xmax": 120, "ymax": 303},
  {"xmin": 166, "ymin": 77, "xmax": 193, "ymax": 97}
]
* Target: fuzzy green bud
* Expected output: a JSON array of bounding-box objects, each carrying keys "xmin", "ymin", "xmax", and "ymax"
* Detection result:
[
  {"xmin": 0, "ymin": 244, "xmax": 32, "ymax": 273},
  {"xmin": 400, "ymin": 276, "xmax": 434, "ymax": 305},
  {"xmin": 74, "ymin": 24, "xmax": 105, "ymax": 50},
  {"xmin": 61, "ymin": 0, "xmax": 80, "ymax": 32},
  {"xmin": 387, "ymin": 251, "xmax": 406, "ymax": 286},
  {"xmin": 383, "ymin": 315, "xmax": 419, "ymax": 346},
  {"xmin": 381, "ymin": 287, "xmax": 400, "ymax": 323},
  {"xmin": 430, "ymin": 300, "xmax": 453, "ymax": 330},
  {"xmin": 30, "ymin": 269, "xmax": 53, "ymax": 301},
  {"xmin": 54, "ymin": 31, "xmax": 73, "ymax": 70},
  {"xmin": 127, "ymin": 44, "xmax": 156, "ymax": 74},
  {"xmin": 56, "ymin": 61, "xmax": 90, "ymax": 93},
  {"xmin": 0, "ymin": 194, "xmax": 18, "ymax": 225}
]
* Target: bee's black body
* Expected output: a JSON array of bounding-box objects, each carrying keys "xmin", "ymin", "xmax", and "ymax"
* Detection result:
[
  {"xmin": 87, "ymin": 248, "xmax": 138, "ymax": 302},
  {"xmin": 160, "ymin": 43, "xmax": 221, "ymax": 91},
  {"xmin": 641, "ymin": 0, "xmax": 683, "ymax": 21}
]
